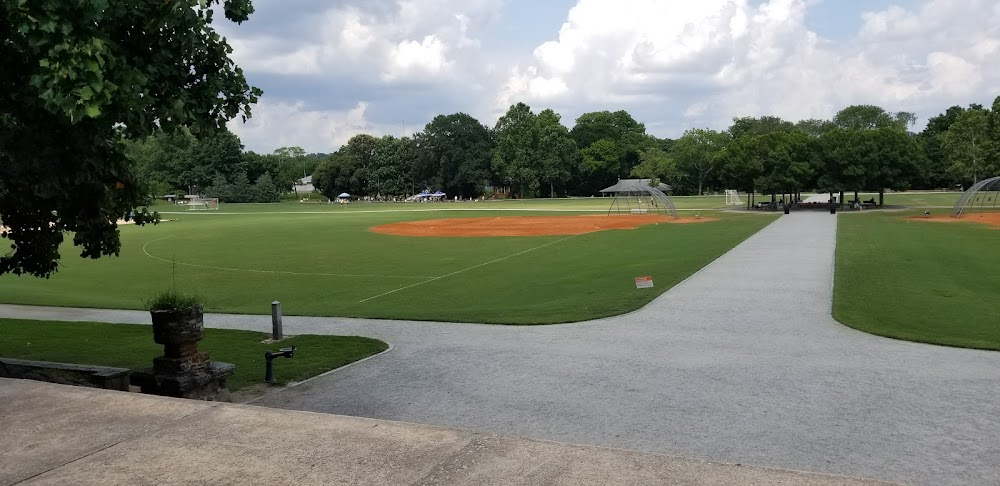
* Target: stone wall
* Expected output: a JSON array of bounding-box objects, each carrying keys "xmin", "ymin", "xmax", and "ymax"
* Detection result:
[{"xmin": 0, "ymin": 358, "xmax": 130, "ymax": 391}]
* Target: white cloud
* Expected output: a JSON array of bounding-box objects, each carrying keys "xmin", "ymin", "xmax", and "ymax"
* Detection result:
[
  {"xmin": 229, "ymin": 100, "xmax": 377, "ymax": 152},
  {"xmin": 224, "ymin": 1, "xmax": 501, "ymax": 83},
  {"xmin": 384, "ymin": 35, "xmax": 452, "ymax": 81},
  {"xmin": 500, "ymin": 0, "xmax": 1000, "ymax": 133},
  {"xmin": 223, "ymin": 0, "xmax": 1000, "ymax": 151}
]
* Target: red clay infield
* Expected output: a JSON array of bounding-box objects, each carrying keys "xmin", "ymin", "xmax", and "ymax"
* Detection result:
[
  {"xmin": 370, "ymin": 214, "xmax": 716, "ymax": 237},
  {"xmin": 906, "ymin": 212, "xmax": 1000, "ymax": 229}
]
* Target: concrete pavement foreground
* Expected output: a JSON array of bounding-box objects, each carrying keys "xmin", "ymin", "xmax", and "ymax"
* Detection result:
[
  {"xmin": 3, "ymin": 213, "xmax": 999, "ymax": 485},
  {"xmin": 1, "ymin": 378, "xmax": 893, "ymax": 486}
]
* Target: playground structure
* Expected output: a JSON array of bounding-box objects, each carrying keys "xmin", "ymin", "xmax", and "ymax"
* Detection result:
[
  {"xmin": 606, "ymin": 183, "xmax": 678, "ymax": 218},
  {"xmin": 952, "ymin": 176, "xmax": 1000, "ymax": 217},
  {"xmin": 724, "ymin": 190, "xmax": 743, "ymax": 206}
]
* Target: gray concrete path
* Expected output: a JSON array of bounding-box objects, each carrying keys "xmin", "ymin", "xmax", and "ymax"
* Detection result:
[
  {"xmin": 3, "ymin": 213, "xmax": 999, "ymax": 485},
  {"xmin": 1, "ymin": 378, "xmax": 894, "ymax": 486}
]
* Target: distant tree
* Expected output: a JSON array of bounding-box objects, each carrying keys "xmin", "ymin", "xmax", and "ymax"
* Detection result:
[
  {"xmin": 943, "ymin": 109, "xmax": 992, "ymax": 184},
  {"xmin": 672, "ymin": 129, "xmax": 730, "ymax": 195},
  {"xmin": 250, "ymin": 173, "xmax": 281, "ymax": 203},
  {"xmin": 917, "ymin": 105, "xmax": 973, "ymax": 189},
  {"xmin": 580, "ymin": 139, "xmax": 626, "ymax": 191},
  {"xmin": 413, "ymin": 113, "xmax": 493, "ymax": 198},
  {"xmin": 795, "ymin": 119, "xmax": 837, "ymax": 137},
  {"xmin": 717, "ymin": 137, "xmax": 765, "ymax": 202},
  {"xmin": 728, "ymin": 116, "xmax": 794, "ymax": 139},
  {"xmin": 227, "ymin": 171, "xmax": 253, "ymax": 203},
  {"xmin": 833, "ymin": 105, "xmax": 915, "ymax": 132},
  {"xmin": 535, "ymin": 109, "xmax": 578, "ymax": 198},
  {"xmin": 340, "ymin": 134, "xmax": 380, "ymax": 196},
  {"xmin": 865, "ymin": 129, "xmax": 922, "ymax": 206},
  {"xmin": 313, "ymin": 153, "xmax": 362, "ymax": 200},
  {"xmin": 988, "ymin": 96, "xmax": 1000, "ymax": 173},
  {"xmin": 202, "ymin": 173, "xmax": 233, "ymax": 203},
  {"xmin": 273, "ymin": 146, "xmax": 306, "ymax": 158},
  {"xmin": 189, "ymin": 129, "xmax": 244, "ymax": 189},
  {"xmin": 630, "ymin": 147, "xmax": 680, "ymax": 190},
  {"xmin": 817, "ymin": 128, "xmax": 868, "ymax": 200},
  {"xmin": 371, "ymin": 136, "xmax": 415, "ymax": 198},
  {"xmin": 570, "ymin": 110, "xmax": 647, "ymax": 193},
  {"xmin": 752, "ymin": 131, "xmax": 814, "ymax": 201},
  {"xmin": 492, "ymin": 103, "xmax": 540, "ymax": 198}
]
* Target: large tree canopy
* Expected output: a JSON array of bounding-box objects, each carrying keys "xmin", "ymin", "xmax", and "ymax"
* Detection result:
[
  {"xmin": 413, "ymin": 113, "xmax": 493, "ymax": 198},
  {"xmin": 833, "ymin": 105, "xmax": 915, "ymax": 132},
  {"xmin": 1, "ymin": 0, "xmax": 261, "ymax": 277},
  {"xmin": 492, "ymin": 103, "xmax": 540, "ymax": 198}
]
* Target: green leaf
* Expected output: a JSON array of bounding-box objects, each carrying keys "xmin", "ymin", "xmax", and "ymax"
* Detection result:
[{"xmin": 85, "ymin": 103, "xmax": 101, "ymax": 118}]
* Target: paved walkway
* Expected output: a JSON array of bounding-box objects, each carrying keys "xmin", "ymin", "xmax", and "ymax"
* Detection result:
[
  {"xmin": 1, "ymin": 378, "xmax": 893, "ymax": 485},
  {"xmin": 3, "ymin": 213, "xmax": 999, "ymax": 485}
]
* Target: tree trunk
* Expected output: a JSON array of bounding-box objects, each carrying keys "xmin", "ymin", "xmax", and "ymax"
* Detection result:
[
  {"xmin": 550, "ymin": 182, "xmax": 555, "ymax": 198},
  {"xmin": 839, "ymin": 191, "xmax": 844, "ymax": 207},
  {"xmin": 879, "ymin": 190, "xmax": 884, "ymax": 207},
  {"xmin": 854, "ymin": 191, "xmax": 858, "ymax": 205}
]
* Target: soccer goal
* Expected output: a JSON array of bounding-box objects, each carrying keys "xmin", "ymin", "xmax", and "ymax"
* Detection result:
[
  {"xmin": 187, "ymin": 197, "xmax": 220, "ymax": 210},
  {"xmin": 724, "ymin": 190, "xmax": 743, "ymax": 206}
]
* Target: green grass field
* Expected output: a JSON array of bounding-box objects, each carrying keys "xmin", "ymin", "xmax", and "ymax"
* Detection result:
[
  {"xmin": 154, "ymin": 190, "xmax": 963, "ymax": 214},
  {"xmin": 0, "ymin": 319, "xmax": 388, "ymax": 391},
  {"xmin": 0, "ymin": 205, "xmax": 777, "ymax": 324},
  {"xmin": 834, "ymin": 210, "xmax": 1000, "ymax": 350}
]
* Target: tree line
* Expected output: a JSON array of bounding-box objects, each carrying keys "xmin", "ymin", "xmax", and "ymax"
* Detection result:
[
  {"xmin": 126, "ymin": 131, "xmax": 326, "ymax": 203},
  {"xmin": 315, "ymin": 99, "xmax": 1000, "ymax": 204},
  {"xmin": 130, "ymin": 98, "xmax": 1000, "ymax": 206}
]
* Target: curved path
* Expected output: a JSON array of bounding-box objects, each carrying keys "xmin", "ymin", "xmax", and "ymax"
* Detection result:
[{"xmin": 4, "ymin": 213, "xmax": 999, "ymax": 485}]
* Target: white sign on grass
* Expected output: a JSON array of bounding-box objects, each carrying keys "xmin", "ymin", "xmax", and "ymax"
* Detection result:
[{"xmin": 634, "ymin": 276, "xmax": 654, "ymax": 289}]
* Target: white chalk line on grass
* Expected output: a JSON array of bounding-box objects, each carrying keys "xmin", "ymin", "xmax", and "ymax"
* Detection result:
[
  {"xmin": 141, "ymin": 235, "xmax": 435, "ymax": 279},
  {"xmin": 358, "ymin": 233, "xmax": 583, "ymax": 303}
]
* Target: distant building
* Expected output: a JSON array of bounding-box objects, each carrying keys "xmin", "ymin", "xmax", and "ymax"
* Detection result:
[{"xmin": 294, "ymin": 175, "xmax": 314, "ymax": 194}]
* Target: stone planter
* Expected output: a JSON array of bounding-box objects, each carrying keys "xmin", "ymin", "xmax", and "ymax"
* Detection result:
[
  {"xmin": 133, "ymin": 304, "xmax": 234, "ymax": 400},
  {"xmin": 150, "ymin": 304, "xmax": 205, "ymax": 345}
]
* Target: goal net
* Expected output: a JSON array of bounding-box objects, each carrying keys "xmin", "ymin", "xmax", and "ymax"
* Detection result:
[
  {"xmin": 187, "ymin": 197, "xmax": 220, "ymax": 210},
  {"xmin": 725, "ymin": 190, "xmax": 743, "ymax": 206}
]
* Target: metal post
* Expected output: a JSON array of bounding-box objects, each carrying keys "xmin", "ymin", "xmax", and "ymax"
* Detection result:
[{"xmin": 271, "ymin": 301, "xmax": 283, "ymax": 340}]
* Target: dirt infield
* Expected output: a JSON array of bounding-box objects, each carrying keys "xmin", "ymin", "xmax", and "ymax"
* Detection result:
[
  {"xmin": 906, "ymin": 212, "xmax": 1000, "ymax": 229},
  {"xmin": 370, "ymin": 214, "xmax": 716, "ymax": 237}
]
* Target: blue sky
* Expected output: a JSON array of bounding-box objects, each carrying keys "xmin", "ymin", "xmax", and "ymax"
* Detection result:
[{"xmin": 220, "ymin": 0, "xmax": 999, "ymax": 153}]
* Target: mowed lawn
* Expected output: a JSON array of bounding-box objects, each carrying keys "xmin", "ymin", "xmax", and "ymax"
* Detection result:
[
  {"xmin": 834, "ymin": 210, "xmax": 1000, "ymax": 350},
  {"xmin": 0, "ymin": 208, "xmax": 776, "ymax": 324},
  {"xmin": 0, "ymin": 319, "xmax": 388, "ymax": 391}
]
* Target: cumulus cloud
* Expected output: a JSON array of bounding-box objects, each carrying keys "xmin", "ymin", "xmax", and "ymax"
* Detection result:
[
  {"xmin": 223, "ymin": 0, "xmax": 1000, "ymax": 151},
  {"xmin": 228, "ymin": 100, "xmax": 377, "ymax": 153},
  {"xmin": 500, "ymin": 0, "xmax": 1000, "ymax": 133},
  {"xmin": 222, "ymin": 0, "xmax": 501, "ymax": 83}
]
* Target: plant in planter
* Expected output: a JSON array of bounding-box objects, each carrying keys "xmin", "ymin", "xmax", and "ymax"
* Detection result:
[
  {"xmin": 145, "ymin": 290, "xmax": 204, "ymax": 356},
  {"xmin": 133, "ymin": 290, "xmax": 235, "ymax": 400}
]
